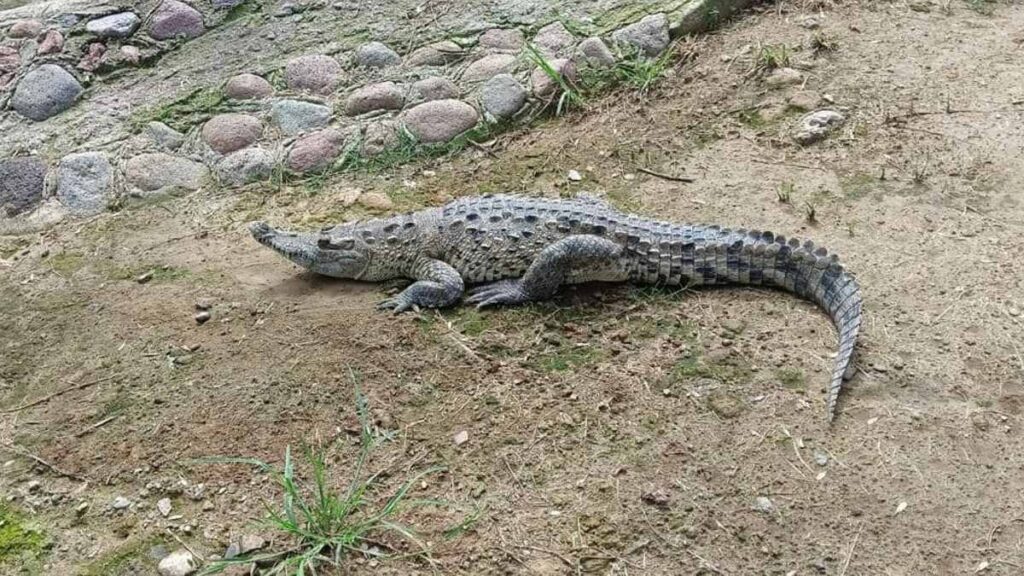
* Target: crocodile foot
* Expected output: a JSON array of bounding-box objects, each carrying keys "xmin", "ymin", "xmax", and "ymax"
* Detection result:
[{"xmin": 465, "ymin": 280, "xmax": 530, "ymax": 309}]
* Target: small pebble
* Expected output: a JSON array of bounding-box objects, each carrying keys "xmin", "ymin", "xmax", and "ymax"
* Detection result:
[
  {"xmin": 752, "ymin": 496, "xmax": 775, "ymax": 514},
  {"xmin": 157, "ymin": 497, "xmax": 172, "ymax": 517},
  {"xmin": 194, "ymin": 311, "xmax": 211, "ymax": 325},
  {"xmin": 137, "ymin": 271, "xmax": 154, "ymax": 284},
  {"xmin": 453, "ymin": 430, "xmax": 469, "ymax": 446},
  {"xmin": 112, "ymin": 496, "xmax": 132, "ymax": 510},
  {"xmin": 567, "ymin": 169, "xmax": 582, "ymax": 181}
]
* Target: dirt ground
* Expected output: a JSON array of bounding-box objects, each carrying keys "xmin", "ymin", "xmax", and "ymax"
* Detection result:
[{"xmin": 3, "ymin": 0, "xmax": 1024, "ymax": 574}]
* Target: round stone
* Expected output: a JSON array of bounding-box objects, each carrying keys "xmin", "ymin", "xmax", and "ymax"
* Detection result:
[
  {"xmin": 766, "ymin": 67, "xmax": 803, "ymax": 88},
  {"xmin": 56, "ymin": 152, "xmax": 113, "ymax": 216},
  {"xmin": 403, "ymin": 99, "xmax": 479, "ymax": 144},
  {"xmin": 7, "ymin": 20, "xmax": 42, "ymax": 39},
  {"xmin": 794, "ymin": 110, "xmax": 846, "ymax": 145},
  {"xmin": 461, "ymin": 53, "xmax": 516, "ymax": 83},
  {"xmin": 577, "ymin": 37, "xmax": 615, "ymax": 68},
  {"xmin": 86, "ymin": 12, "xmax": 141, "ymax": 38},
  {"xmin": 287, "ymin": 129, "xmax": 345, "ymax": 173},
  {"xmin": 611, "ymin": 13, "xmax": 670, "ymax": 57},
  {"xmin": 479, "ymin": 28, "xmax": 525, "ymax": 52},
  {"xmin": 157, "ymin": 550, "xmax": 196, "ymax": 576},
  {"xmin": 224, "ymin": 73, "xmax": 273, "ymax": 100},
  {"xmin": 355, "ymin": 41, "xmax": 401, "ymax": 68},
  {"xmin": 361, "ymin": 120, "xmax": 399, "ymax": 157},
  {"xmin": 38, "ymin": 30, "xmax": 65, "ymax": 55},
  {"xmin": 285, "ymin": 54, "xmax": 342, "ymax": 95},
  {"xmin": 358, "ymin": 192, "xmax": 394, "ymax": 211},
  {"xmin": 146, "ymin": 121, "xmax": 186, "ymax": 150},
  {"xmin": 481, "ymin": 74, "xmax": 526, "ymax": 120},
  {"xmin": 533, "ymin": 21, "xmax": 575, "ymax": 58},
  {"xmin": 12, "ymin": 64, "xmax": 83, "ymax": 121},
  {"xmin": 405, "ymin": 40, "xmax": 462, "ymax": 66},
  {"xmin": 270, "ymin": 99, "xmax": 332, "ymax": 136},
  {"xmin": 202, "ymin": 114, "xmax": 262, "ymax": 155},
  {"xmin": 344, "ymin": 81, "xmax": 404, "ymax": 116},
  {"xmin": 530, "ymin": 58, "xmax": 577, "ymax": 98},
  {"xmin": 149, "ymin": 0, "xmax": 205, "ymax": 41},
  {"xmin": 216, "ymin": 147, "xmax": 276, "ymax": 186},
  {"xmin": 411, "ymin": 77, "xmax": 459, "ymax": 102},
  {"xmin": 0, "ymin": 157, "xmax": 46, "ymax": 218},
  {"xmin": 126, "ymin": 153, "xmax": 209, "ymax": 193}
]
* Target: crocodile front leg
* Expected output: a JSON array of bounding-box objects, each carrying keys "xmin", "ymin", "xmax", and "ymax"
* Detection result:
[
  {"xmin": 466, "ymin": 235, "xmax": 623, "ymax": 308},
  {"xmin": 377, "ymin": 257, "xmax": 465, "ymax": 314}
]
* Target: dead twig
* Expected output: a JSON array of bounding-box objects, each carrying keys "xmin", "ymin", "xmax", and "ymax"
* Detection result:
[
  {"xmin": 2, "ymin": 375, "xmax": 116, "ymax": 414},
  {"xmin": 637, "ymin": 166, "xmax": 695, "ymax": 183},
  {"xmin": 513, "ymin": 545, "xmax": 575, "ymax": 569},
  {"xmin": 165, "ymin": 528, "xmax": 205, "ymax": 563},
  {"xmin": 74, "ymin": 414, "xmax": 120, "ymax": 438},
  {"xmin": 0, "ymin": 442, "xmax": 86, "ymax": 482},
  {"xmin": 839, "ymin": 522, "xmax": 864, "ymax": 576}
]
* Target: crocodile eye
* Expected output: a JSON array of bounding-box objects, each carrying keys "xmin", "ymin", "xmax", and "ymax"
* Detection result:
[{"xmin": 317, "ymin": 237, "xmax": 355, "ymax": 250}]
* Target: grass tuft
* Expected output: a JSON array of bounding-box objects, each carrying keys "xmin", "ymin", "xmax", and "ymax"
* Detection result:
[
  {"xmin": 751, "ymin": 42, "xmax": 791, "ymax": 75},
  {"xmin": 525, "ymin": 44, "xmax": 585, "ymax": 116}
]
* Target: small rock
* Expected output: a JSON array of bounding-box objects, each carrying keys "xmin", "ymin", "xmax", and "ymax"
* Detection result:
[
  {"xmin": 157, "ymin": 498, "xmax": 172, "ymax": 517},
  {"xmin": 195, "ymin": 298, "xmax": 213, "ymax": 310},
  {"xmin": 287, "ymin": 128, "xmax": 345, "ymax": 173},
  {"xmin": 77, "ymin": 43, "xmax": 106, "ymax": 72},
  {"xmin": 1007, "ymin": 307, "xmax": 1020, "ymax": 317},
  {"xmin": 12, "ymin": 64, "xmax": 83, "ymax": 121},
  {"xmin": 707, "ymin": 389, "xmax": 744, "ymax": 418},
  {"xmin": 357, "ymin": 192, "xmax": 394, "ymax": 211},
  {"xmin": 402, "ymin": 99, "xmax": 479, "ymax": 143},
  {"xmin": 119, "ymin": 45, "xmax": 142, "ymax": 66},
  {"xmin": 481, "ymin": 74, "xmax": 526, "ymax": 120},
  {"xmin": 411, "ymin": 76, "xmax": 459, "ymax": 102},
  {"xmin": 577, "ymin": 37, "xmax": 615, "ymax": 68},
  {"xmin": 0, "ymin": 156, "xmax": 46, "ymax": 218},
  {"xmin": 794, "ymin": 110, "xmax": 845, "ymax": 145},
  {"xmin": 972, "ymin": 413, "xmax": 990, "ymax": 431},
  {"xmin": 146, "ymin": 121, "xmax": 186, "ymax": 150},
  {"xmin": 25, "ymin": 480, "xmax": 41, "ymax": 493},
  {"xmin": 239, "ymin": 534, "xmax": 266, "ymax": 554},
  {"xmin": 405, "ymin": 40, "xmax": 462, "ymax": 66},
  {"xmin": 612, "ymin": 13, "xmax": 670, "ymax": 57},
  {"xmin": 333, "ymin": 186, "xmax": 362, "ymax": 206},
  {"xmin": 798, "ymin": 15, "xmax": 822, "ymax": 29},
  {"xmin": 361, "ymin": 120, "xmax": 399, "ymax": 157},
  {"xmin": 75, "ymin": 501, "xmax": 90, "ymax": 516},
  {"xmin": 7, "ymin": 20, "xmax": 42, "ymax": 39},
  {"xmin": 285, "ymin": 54, "xmax": 343, "ymax": 95},
  {"xmin": 812, "ymin": 449, "xmax": 829, "ymax": 466},
  {"xmin": 461, "ymin": 53, "xmax": 517, "ymax": 83},
  {"xmin": 112, "ymin": 496, "xmax": 132, "ymax": 510},
  {"xmin": 271, "ymin": 99, "xmax": 332, "ymax": 136},
  {"xmin": 56, "ymin": 152, "xmax": 113, "ymax": 216},
  {"xmin": 533, "ymin": 21, "xmax": 575, "ymax": 58},
  {"xmin": 37, "ymin": 30, "xmax": 65, "ymax": 55},
  {"xmin": 530, "ymin": 58, "xmax": 577, "ymax": 98},
  {"xmin": 86, "ymin": 12, "xmax": 141, "ymax": 38},
  {"xmin": 752, "ymin": 496, "xmax": 775, "ymax": 514},
  {"xmin": 567, "ymin": 169, "xmax": 582, "ymax": 181},
  {"xmin": 274, "ymin": 0, "xmax": 303, "ymax": 16},
  {"xmin": 766, "ymin": 67, "xmax": 803, "ymax": 88},
  {"xmin": 356, "ymin": 41, "xmax": 401, "ymax": 68},
  {"xmin": 125, "ymin": 153, "xmax": 209, "ymax": 193},
  {"xmin": 453, "ymin": 430, "xmax": 469, "ymax": 446},
  {"xmin": 149, "ymin": 0, "xmax": 205, "ymax": 41},
  {"xmin": 136, "ymin": 271, "xmax": 153, "ymax": 284},
  {"xmin": 344, "ymin": 81, "xmax": 404, "ymax": 116},
  {"xmin": 201, "ymin": 113, "xmax": 262, "ymax": 154},
  {"xmin": 641, "ymin": 490, "xmax": 670, "ymax": 508},
  {"xmin": 224, "ymin": 542, "xmax": 240, "ymax": 559},
  {"xmin": 786, "ymin": 90, "xmax": 820, "ymax": 112},
  {"xmin": 479, "ymin": 28, "xmax": 524, "ymax": 51},
  {"xmin": 216, "ymin": 147, "xmax": 276, "ymax": 186},
  {"xmin": 158, "ymin": 549, "xmax": 197, "ymax": 576},
  {"xmin": 224, "ymin": 73, "xmax": 273, "ymax": 100},
  {"xmin": 0, "ymin": 46, "xmax": 19, "ymax": 77},
  {"xmin": 195, "ymin": 311, "xmax": 211, "ymax": 324}
]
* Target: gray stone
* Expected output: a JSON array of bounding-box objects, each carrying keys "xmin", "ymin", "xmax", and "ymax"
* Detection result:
[
  {"xmin": 125, "ymin": 153, "xmax": 209, "ymax": 193},
  {"xmin": 149, "ymin": 0, "xmax": 205, "ymax": 41},
  {"xmin": 146, "ymin": 122, "xmax": 185, "ymax": 150},
  {"xmin": 285, "ymin": 54, "xmax": 343, "ymax": 95},
  {"xmin": 787, "ymin": 91, "xmax": 820, "ymax": 112},
  {"xmin": 612, "ymin": 13, "xmax": 670, "ymax": 57},
  {"xmin": 270, "ymin": 100, "xmax": 332, "ymax": 136},
  {"xmin": 216, "ymin": 148, "xmax": 276, "ymax": 186},
  {"xmin": 12, "ymin": 65, "xmax": 83, "ymax": 121},
  {"xmin": 531, "ymin": 58, "xmax": 577, "ymax": 98},
  {"xmin": 767, "ymin": 67, "xmax": 803, "ymax": 88},
  {"xmin": 411, "ymin": 77, "xmax": 459, "ymax": 102},
  {"xmin": 158, "ymin": 550, "xmax": 197, "ymax": 576},
  {"xmin": 481, "ymin": 74, "xmax": 526, "ymax": 120},
  {"xmin": 56, "ymin": 152, "xmax": 112, "ymax": 216},
  {"xmin": 287, "ymin": 128, "xmax": 345, "ymax": 173},
  {"xmin": 201, "ymin": 113, "xmax": 262, "ymax": 154},
  {"xmin": 461, "ymin": 53, "xmax": 516, "ymax": 83},
  {"xmin": 112, "ymin": 496, "xmax": 132, "ymax": 510},
  {"xmin": 405, "ymin": 40, "xmax": 462, "ymax": 66},
  {"xmin": 577, "ymin": 37, "xmax": 615, "ymax": 68},
  {"xmin": 361, "ymin": 120, "xmax": 399, "ymax": 156},
  {"xmin": 794, "ymin": 110, "xmax": 845, "ymax": 145},
  {"xmin": 85, "ymin": 12, "xmax": 141, "ymax": 38},
  {"xmin": 753, "ymin": 496, "xmax": 775, "ymax": 514},
  {"xmin": 479, "ymin": 28, "xmax": 524, "ymax": 52},
  {"xmin": 356, "ymin": 41, "xmax": 401, "ymax": 68},
  {"xmin": 533, "ymin": 21, "xmax": 574, "ymax": 58},
  {"xmin": 157, "ymin": 498, "xmax": 172, "ymax": 517},
  {"xmin": 344, "ymin": 81, "xmax": 404, "ymax": 116},
  {"xmin": 224, "ymin": 73, "xmax": 273, "ymax": 100},
  {"xmin": 7, "ymin": 20, "xmax": 42, "ymax": 39},
  {"xmin": 402, "ymin": 99, "xmax": 478, "ymax": 143},
  {"xmin": 0, "ymin": 157, "xmax": 46, "ymax": 218}
]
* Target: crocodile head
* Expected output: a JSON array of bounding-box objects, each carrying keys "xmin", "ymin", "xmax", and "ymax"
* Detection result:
[{"xmin": 249, "ymin": 221, "xmax": 371, "ymax": 279}]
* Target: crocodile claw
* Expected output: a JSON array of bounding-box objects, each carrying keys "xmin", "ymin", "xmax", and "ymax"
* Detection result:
[
  {"xmin": 465, "ymin": 280, "xmax": 529, "ymax": 309},
  {"xmin": 376, "ymin": 297, "xmax": 419, "ymax": 315}
]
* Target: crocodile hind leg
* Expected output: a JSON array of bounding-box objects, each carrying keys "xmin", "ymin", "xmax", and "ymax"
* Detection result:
[
  {"xmin": 466, "ymin": 235, "xmax": 624, "ymax": 308},
  {"xmin": 377, "ymin": 257, "xmax": 465, "ymax": 314}
]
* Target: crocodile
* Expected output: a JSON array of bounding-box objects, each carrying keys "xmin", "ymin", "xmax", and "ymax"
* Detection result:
[{"xmin": 250, "ymin": 193, "xmax": 862, "ymax": 421}]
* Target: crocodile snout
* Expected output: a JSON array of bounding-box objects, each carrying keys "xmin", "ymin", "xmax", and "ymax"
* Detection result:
[{"xmin": 248, "ymin": 221, "xmax": 274, "ymax": 242}]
